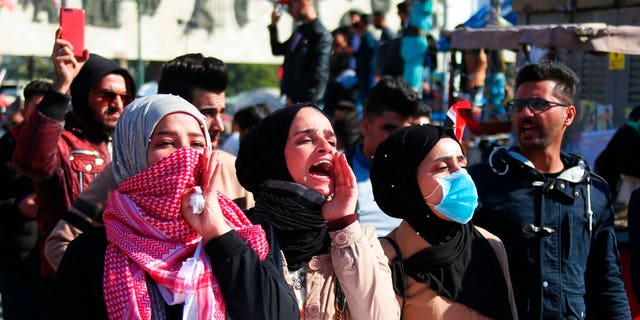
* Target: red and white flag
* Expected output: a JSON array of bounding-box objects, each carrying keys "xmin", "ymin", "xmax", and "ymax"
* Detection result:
[{"xmin": 446, "ymin": 99, "xmax": 472, "ymax": 141}]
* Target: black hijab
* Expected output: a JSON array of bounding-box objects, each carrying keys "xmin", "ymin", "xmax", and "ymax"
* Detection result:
[
  {"xmin": 370, "ymin": 125, "xmax": 512, "ymax": 319},
  {"xmin": 236, "ymin": 103, "xmax": 331, "ymax": 270},
  {"xmin": 370, "ymin": 124, "xmax": 458, "ymax": 244},
  {"xmin": 235, "ymin": 104, "xmax": 307, "ymax": 193}
]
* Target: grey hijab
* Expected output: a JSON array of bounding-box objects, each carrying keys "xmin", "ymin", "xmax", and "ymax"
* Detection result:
[{"xmin": 112, "ymin": 94, "xmax": 209, "ymax": 184}]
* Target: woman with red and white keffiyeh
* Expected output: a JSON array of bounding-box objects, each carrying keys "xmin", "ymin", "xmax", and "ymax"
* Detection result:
[{"xmin": 47, "ymin": 94, "xmax": 298, "ymax": 320}]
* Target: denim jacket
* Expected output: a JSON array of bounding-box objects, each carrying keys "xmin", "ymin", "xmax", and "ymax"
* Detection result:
[{"xmin": 469, "ymin": 147, "xmax": 630, "ymax": 320}]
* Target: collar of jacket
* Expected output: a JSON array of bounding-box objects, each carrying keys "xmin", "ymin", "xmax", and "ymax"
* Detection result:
[
  {"xmin": 489, "ymin": 146, "xmax": 588, "ymax": 183},
  {"xmin": 297, "ymin": 18, "xmax": 322, "ymax": 36},
  {"xmin": 64, "ymin": 112, "xmax": 111, "ymax": 142},
  {"xmin": 489, "ymin": 146, "xmax": 595, "ymax": 232}
]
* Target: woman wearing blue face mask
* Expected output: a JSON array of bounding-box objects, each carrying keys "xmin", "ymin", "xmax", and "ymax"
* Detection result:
[{"xmin": 370, "ymin": 124, "xmax": 518, "ymax": 320}]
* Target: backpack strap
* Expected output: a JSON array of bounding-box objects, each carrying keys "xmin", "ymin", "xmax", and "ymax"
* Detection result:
[
  {"xmin": 474, "ymin": 226, "xmax": 519, "ymax": 320},
  {"xmin": 380, "ymin": 236, "xmax": 407, "ymax": 320}
]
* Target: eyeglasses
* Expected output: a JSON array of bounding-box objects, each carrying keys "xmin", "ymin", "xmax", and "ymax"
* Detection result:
[
  {"xmin": 99, "ymin": 90, "xmax": 133, "ymax": 105},
  {"xmin": 505, "ymin": 98, "xmax": 567, "ymax": 113}
]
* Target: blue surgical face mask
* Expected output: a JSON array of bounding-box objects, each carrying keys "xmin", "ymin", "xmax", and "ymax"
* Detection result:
[{"xmin": 424, "ymin": 168, "xmax": 478, "ymax": 224}]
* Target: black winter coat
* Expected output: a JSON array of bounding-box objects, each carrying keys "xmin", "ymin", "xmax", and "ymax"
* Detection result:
[
  {"xmin": 269, "ymin": 18, "xmax": 332, "ymax": 104},
  {"xmin": 46, "ymin": 228, "xmax": 299, "ymax": 320}
]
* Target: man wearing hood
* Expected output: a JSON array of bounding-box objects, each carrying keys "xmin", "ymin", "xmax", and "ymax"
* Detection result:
[
  {"xmin": 13, "ymin": 30, "xmax": 135, "ymax": 282},
  {"xmin": 469, "ymin": 61, "xmax": 630, "ymax": 319}
]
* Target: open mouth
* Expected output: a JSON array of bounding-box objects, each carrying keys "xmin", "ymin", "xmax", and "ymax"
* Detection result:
[
  {"xmin": 520, "ymin": 124, "xmax": 539, "ymax": 136},
  {"xmin": 309, "ymin": 160, "xmax": 332, "ymax": 178}
]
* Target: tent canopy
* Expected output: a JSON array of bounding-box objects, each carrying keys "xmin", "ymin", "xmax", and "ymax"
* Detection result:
[
  {"xmin": 438, "ymin": 0, "xmax": 515, "ymax": 51},
  {"xmin": 449, "ymin": 24, "xmax": 640, "ymax": 55},
  {"xmin": 463, "ymin": 0, "xmax": 517, "ymax": 28}
]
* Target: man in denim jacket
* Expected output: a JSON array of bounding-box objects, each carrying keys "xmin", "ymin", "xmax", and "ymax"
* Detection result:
[{"xmin": 469, "ymin": 61, "xmax": 630, "ymax": 319}]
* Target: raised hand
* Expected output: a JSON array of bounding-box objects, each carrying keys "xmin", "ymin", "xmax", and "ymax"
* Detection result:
[
  {"xmin": 322, "ymin": 153, "xmax": 357, "ymax": 222},
  {"xmin": 270, "ymin": 3, "xmax": 281, "ymax": 25},
  {"xmin": 51, "ymin": 27, "xmax": 89, "ymax": 94},
  {"xmin": 181, "ymin": 149, "xmax": 231, "ymax": 242}
]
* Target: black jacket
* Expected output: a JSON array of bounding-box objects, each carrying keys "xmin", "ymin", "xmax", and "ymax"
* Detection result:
[
  {"xmin": 47, "ymin": 228, "xmax": 299, "ymax": 320},
  {"xmin": 269, "ymin": 18, "xmax": 332, "ymax": 104},
  {"xmin": 595, "ymin": 122, "xmax": 640, "ymax": 200},
  {"xmin": 0, "ymin": 126, "xmax": 38, "ymax": 276},
  {"xmin": 628, "ymin": 188, "xmax": 640, "ymax": 304}
]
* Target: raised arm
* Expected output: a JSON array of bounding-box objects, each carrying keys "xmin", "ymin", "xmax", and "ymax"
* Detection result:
[
  {"xmin": 13, "ymin": 29, "xmax": 89, "ymax": 180},
  {"xmin": 326, "ymin": 153, "xmax": 400, "ymax": 320}
]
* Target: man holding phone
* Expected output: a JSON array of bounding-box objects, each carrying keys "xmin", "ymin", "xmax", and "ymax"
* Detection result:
[
  {"xmin": 268, "ymin": 0, "xmax": 332, "ymax": 105},
  {"xmin": 12, "ymin": 28, "xmax": 135, "ymax": 289}
]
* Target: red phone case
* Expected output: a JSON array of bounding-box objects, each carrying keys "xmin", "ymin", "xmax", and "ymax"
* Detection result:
[{"xmin": 59, "ymin": 7, "xmax": 85, "ymax": 58}]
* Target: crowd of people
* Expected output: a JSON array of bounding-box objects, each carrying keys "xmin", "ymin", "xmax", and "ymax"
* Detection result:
[
  {"xmin": 0, "ymin": 0, "xmax": 639, "ymax": 319},
  {"xmin": 269, "ymin": 0, "xmax": 439, "ymax": 123}
]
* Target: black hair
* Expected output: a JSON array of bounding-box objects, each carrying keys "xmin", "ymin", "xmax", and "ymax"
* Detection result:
[
  {"xmin": 333, "ymin": 112, "xmax": 362, "ymax": 151},
  {"xmin": 23, "ymin": 79, "xmax": 52, "ymax": 101},
  {"xmin": 157, "ymin": 53, "xmax": 228, "ymax": 102},
  {"xmin": 363, "ymin": 76, "xmax": 419, "ymax": 119},
  {"xmin": 629, "ymin": 105, "xmax": 640, "ymax": 122},
  {"xmin": 332, "ymin": 26, "xmax": 351, "ymax": 38},
  {"xmin": 396, "ymin": 1, "xmax": 411, "ymax": 14},
  {"xmin": 416, "ymin": 100, "xmax": 432, "ymax": 119},
  {"xmin": 360, "ymin": 13, "xmax": 371, "ymax": 25},
  {"xmin": 233, "ymin": 104, "xmax": 270, "ymax": 131},
  {"xmin": 348, "ymin": 9, "xmax": 362, "ymax": 17},
  {"xmin": 515, "ymin": 60, "xmax": 579, "ymax": 105}
]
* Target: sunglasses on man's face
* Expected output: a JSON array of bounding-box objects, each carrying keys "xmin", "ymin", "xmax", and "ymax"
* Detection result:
[
  {"xmin": 505, "ymin": 98, "xmax": 568, "ymax": 113},
  {"xmin": 99, "ymin": 90, "xmax": 133, "ymax": 105}
]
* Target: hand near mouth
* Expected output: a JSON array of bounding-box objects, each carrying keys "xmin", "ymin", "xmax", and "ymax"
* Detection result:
[
  {"xmin": 322, "ymin": 153, "xmax": 357, "ymax": 222},
  {"xmin": 182, "ymin": 148, "xmax": 231, "ymax": 242}
]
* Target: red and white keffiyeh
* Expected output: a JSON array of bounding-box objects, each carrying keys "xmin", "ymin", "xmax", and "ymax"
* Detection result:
[{"xmin": 103, "ymin": 147, "xmax": 269, "ymax": 320}]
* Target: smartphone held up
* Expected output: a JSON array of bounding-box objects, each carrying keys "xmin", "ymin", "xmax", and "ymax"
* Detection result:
[
  {"xmin": 274, "ymin": 0, "xmax": 289, "ymax": 17},
  {"xmin": 59, "ymin": 7, "xmax": 85, "ymax": 58},
  {"xmin": 275, "ymin": 3, "xmax": 284, "ymax": 17}
]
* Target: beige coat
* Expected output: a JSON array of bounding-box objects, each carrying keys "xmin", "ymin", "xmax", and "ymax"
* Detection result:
[
  {"xmin": 381, "ymin": 221, "xmax": 518, "ymax": 320},
  {"xmin": 45, "ymin": 150, "xmax": 253, "ymax": 270},
  {"xmin": 283, "ymin": 221, "xmax": 400, "ymax": 320}
]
